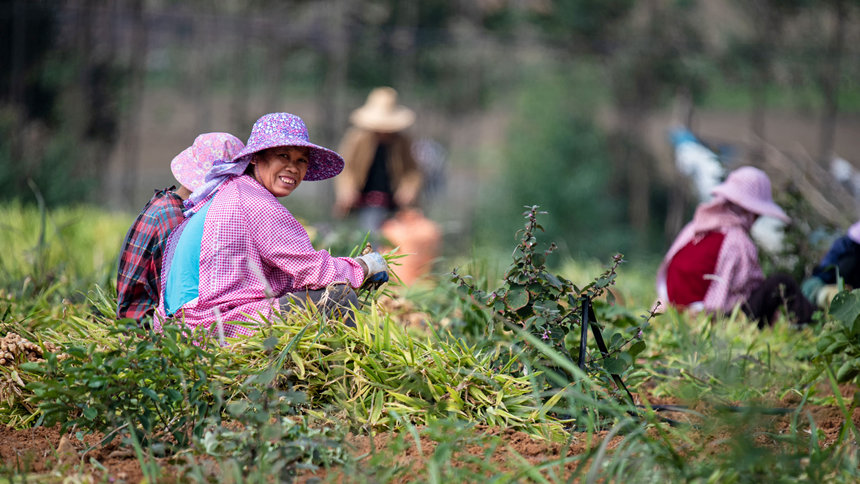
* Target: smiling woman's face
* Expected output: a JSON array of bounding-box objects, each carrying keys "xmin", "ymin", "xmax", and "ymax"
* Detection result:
[{"xmin": 252, "ymin": 146, "xmax": 310, "ymax": 198}]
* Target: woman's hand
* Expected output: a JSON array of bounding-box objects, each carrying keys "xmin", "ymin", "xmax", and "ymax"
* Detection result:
[{"xmin": 355, "ymin": 252, "xmax": 389, "ymax": 286}]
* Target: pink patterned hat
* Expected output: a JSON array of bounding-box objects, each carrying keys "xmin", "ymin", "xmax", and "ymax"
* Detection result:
[
  {"xmin": 171, "ymin": 132, "xmax": 245, "ymax": 191},
  {"xmin": 711, "ymin": 166, "xmax": 790, "ymax": 223},
  {"xmin": 848, "ymin": 221, "xmax": 860, "ymax": 244},
  {"xmin": 231, "ymin": 113, "xmax": 344, "ymax": 181}
]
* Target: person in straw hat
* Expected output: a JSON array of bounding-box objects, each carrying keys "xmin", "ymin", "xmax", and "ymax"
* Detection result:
[
  {"xmin": 334, "ymin": 87, "xmax": 423, "ymax": 234},
  {"xmin": 116, "ymin": 132, "xmax": 244, "ymax": 326},
  {"xmin": 156, "ymin": 113, "xmax": 389, "ymax": 340},
  {"xmin": 656, "ymin": 166, "xmax": 813, "ymax": 327}
]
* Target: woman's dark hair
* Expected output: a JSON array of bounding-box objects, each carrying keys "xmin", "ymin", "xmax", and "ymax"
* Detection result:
[{"xmin": 243, "ymin": 154, "xmax": 258, "ymax": 176}]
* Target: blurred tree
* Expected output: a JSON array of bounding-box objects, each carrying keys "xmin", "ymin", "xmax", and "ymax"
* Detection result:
[
  {"xmin": 529, "ymin": 0, "xmax": 634, "ymax": 54},
  {"xmin": 477, "ymin": 73, "xmax": 627, "ymax": 260},
  {"xmin": 815, "ymin": 0, "xmax": 859, "ymax": 165},
  {"xmin": 0, "ymin": 0, "xmax": 57, "ymax": 121},
  {"xmin": 605, "ymin": 1, "xmax": 709, "ymax": 242},
  {"xmin": 0, "ymin": 0, "xmax": 57, "ymax": 203},
  {"xmin": 728, "ymin": 0, "xmax": 810, "ymax": 164},
  {"xmin": 530, "ymin": 0, "xmax": 708, "ymax": 246},
  {"xmin": 119, "ymin": 0, "xmax": 148, "ymax": 205},
  {"xmin": 0, "ymin": 0, "xmax": 119, "ymax": 206},
  {"xmin": 320, "ymin": 0, "xmax": 350, "ymax": 146},
  {"xmin": 339, "ymin": 0, "xmax": 503, "ymax": 114}
]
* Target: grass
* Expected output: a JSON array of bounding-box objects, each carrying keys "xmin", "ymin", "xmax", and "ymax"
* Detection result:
[
  {"xmin": 0, "ymin": 201, "xmax": 130, "ymax": 299},
  {"xmin": 1, "ymin": 202, "xmax": 859, "ymax": 482},
  {"xmin": 701, "ymin": 77, "xmax": 860, "ymax": 114}
]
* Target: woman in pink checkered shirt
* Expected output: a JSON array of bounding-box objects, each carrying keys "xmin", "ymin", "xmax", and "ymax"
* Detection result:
[
  {"xmin": 656, "ymin": 166, "xmax": 813, "ymax": 327},
  {"xmin": 157, "ymin": 113, "xmax": 389, "ymax": 340}
]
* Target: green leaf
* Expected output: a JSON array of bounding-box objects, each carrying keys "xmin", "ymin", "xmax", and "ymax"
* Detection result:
[
  {"xmin": 817, "ymin": 336, "xmax": 834, "ymax": 353},
  {"xmin": 83, "ymin": 407, "xmax": 97, "ymax": 421},
  {"xmin": 228, "ymin": 401, "xmax": 249, "ymax": 417},
  {"xmin": 140, "ymin": 413, "xmax": 152, "ymax": 432},
  {"xmin": 836, "ymin": 359, "xmax": 859, "ymax": 382},
  {"xmin": 166, "ymin": 389, "xmax": 183, "ymax": 403},
  {"xmin": 506, "ymin": 287, "xmax": 529, "ymax": 310},
  {"xmin": 141, "ymin": 387, "xmax": 159, "ymax": 401},
  {"xmin": 263, "ymin": 336, "xmax": 279, "ymax": 351},
  {"xmin": 824, "ymin": 340, "xmax": 848, "ymax": 355},
  {"xmin": 17, "ymin": 362, "xmax": 45, "ymax": 373},
  {"xmin": 87, "ymin": 378, "xmax": 106, "ymax": 389},
  {"xmin": 545, "ymin": 273, "xmax": 563, "ymax": 289},
  {"xmin": 828, "ymin": 290, "xmax": 860, "ymax": 327},
  {"xmin": 563, "ymin": 331, "xmax": 579, "ymax": 358},
  {"xmin": 603, "ymin": 357, "xmax": 626, "ymax": 375},
  {"xmin": 852, "ymin": 318, "xmax": 860, "ymax": 337},
  {"xmin": 628, "ymin": 341, "xmax": 646, "ymax": 358},
  {"xmin": 66, "ymin": 346, "xmax": 88, "ymax": 359}
]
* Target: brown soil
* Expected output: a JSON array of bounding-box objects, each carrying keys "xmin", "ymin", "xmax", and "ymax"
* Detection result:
[
  {"xmin": 0, "ymin": 425, "xmax": 150, "ymax": 483},
  {"xmin": 3, "ymin": 385, "xmax": 857, "ymax": 483}
]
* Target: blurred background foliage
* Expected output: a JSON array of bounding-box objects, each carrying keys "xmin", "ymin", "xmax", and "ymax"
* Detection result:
[{"xmin": 1, "ymin": 0, "xmax": 859, "ymax": 263}]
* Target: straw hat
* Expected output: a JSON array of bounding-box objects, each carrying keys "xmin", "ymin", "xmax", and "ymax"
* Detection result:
[
  {"xmin": 711, "ymin": 166, "xmax": 790, "ymax": 223},
  {"xmin": 232, "ymin": 113, "xmax": 344, "ymax": 181},
  {"xmin": 171, "ymin": 132, "xmax": 244, "ymax": 191},
  {"xmin": 349, "ymin": 87, "xmax": 415, "ymax": 133}
]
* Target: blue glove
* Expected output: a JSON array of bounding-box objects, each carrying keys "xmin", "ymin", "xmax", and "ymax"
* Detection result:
[
  {"xmin": 801, "ymin": 276, "xmax": 824, "ymax": 303},
  {"xmin": 366, "ymin": 271, "xmax": 389, "ymax": 284},
  {"xmin": 355, "ymin": 252, "xmax": 389, "ymax": 285}
]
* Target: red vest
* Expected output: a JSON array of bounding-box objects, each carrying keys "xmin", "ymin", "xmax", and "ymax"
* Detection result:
[{"xmin": 666, "ymin": 231, "xmax": 725, "ymax": 307}]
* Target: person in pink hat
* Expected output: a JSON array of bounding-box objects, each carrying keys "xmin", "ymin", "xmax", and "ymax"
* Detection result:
[
  {"xmin": 157, "ymin": 113, "xmax": 390, "ymax": 340},
  {"xmin": 656, "ymin": 166, "xmax": 813, "ymax": 327},
  {"xmin": 116, "ymin": 132, "xmax": 244, "ymax": 326},
  {"xmin": 802, "ymin": 220, "xmax": 860, "ymax": 308}
]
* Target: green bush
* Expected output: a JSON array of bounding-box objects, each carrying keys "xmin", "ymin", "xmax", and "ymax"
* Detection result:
[
  {"xmin": 816, "ymin": 289, "xmax": 860, "ymax": 383},
  {"xmin": 475, "ymin": 72, "xmax": 627, "ymax": 260},
  {"xmin": 192, "ymin": 385, "xmax": 347, "ymax": 482},
  {"xmin": 25, "ymin": 319, "xmax": 223, "ymax": 452},
  {"xmin": 455, "ymin": 206, "xmax": 650, "ymax": 401}
]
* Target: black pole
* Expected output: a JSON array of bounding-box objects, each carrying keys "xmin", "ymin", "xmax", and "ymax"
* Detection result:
[{"xmin": 578, "ymin": 297, "xmax": 588, "ymax": 370}]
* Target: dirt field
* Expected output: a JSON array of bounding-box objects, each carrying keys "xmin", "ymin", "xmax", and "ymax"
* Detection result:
[{"xmin": 3, "ymin": 384, "xmax": 857, "ymax": 483}]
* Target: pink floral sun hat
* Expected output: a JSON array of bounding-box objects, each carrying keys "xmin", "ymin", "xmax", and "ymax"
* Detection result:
[
  {"xmin": 710, "ymin": 166, "xmax": 790, "ymax": 223},
  {"xmin": 171, "ymin": 132, "xmax": 245, "ymax": 191},
  {"xmin": 847, "ymin": 220, "xmax": 860, "ymax": 244},
  {"xmin": 231, "ymin": 113, "xmax": 344, "ymax": 181}
]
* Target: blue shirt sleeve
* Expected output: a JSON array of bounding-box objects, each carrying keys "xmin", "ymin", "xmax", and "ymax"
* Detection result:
[{"xmin": 813, "ymin": 235, "xmax": 860, "ymax": 284}]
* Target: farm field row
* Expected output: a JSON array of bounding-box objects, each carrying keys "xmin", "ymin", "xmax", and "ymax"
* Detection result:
[{"xmin": 1, "ymin": 203, "xmax": 859, "ymax": 483}]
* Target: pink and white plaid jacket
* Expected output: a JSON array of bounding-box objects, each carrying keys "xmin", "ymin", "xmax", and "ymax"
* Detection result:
[
  {"xmin": 656, "ymin": 195, "xmax": 764, "ymax": 315},
  {"xmin": 156, "ymin": 175, "xmax": 363, "ymax": 337}
]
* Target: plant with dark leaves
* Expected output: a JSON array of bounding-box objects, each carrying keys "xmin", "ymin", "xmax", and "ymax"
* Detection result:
[
  {"xmin": 816, "ymin": 288, "xmax": 860, "ymax": 383},
  {"xmin": 24, "ymin": 320, "xmax": 222, "ymax": 453},
  {"xmin": 192, "ymin": 384, "xmax": 347, "ymax": 482},
  {"xmin": 452, "ymin": 206, "xmax": 649, "ymax": 383}
]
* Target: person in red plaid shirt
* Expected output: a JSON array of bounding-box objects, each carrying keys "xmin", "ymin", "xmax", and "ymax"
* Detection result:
[{"xmin": 116, "ymin": 133, "xmax": 244, "ymax": 325}]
